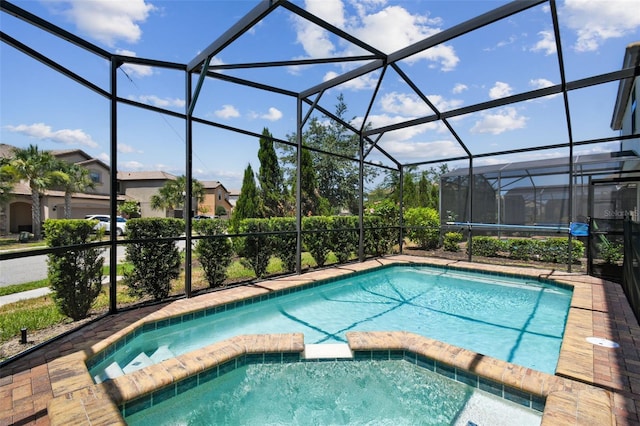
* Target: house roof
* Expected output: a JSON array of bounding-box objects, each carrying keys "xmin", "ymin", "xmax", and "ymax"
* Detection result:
[
  {"xmin": 116, "ymin": 171, "xmax": 177, "ymax": 181},
  {"xmin": 201, "ymin": 180, "xmax": 230, "ymax": 193},
  {"xmin": 611, "ymin": 41, "xmax": 640, "ymax": 130}
]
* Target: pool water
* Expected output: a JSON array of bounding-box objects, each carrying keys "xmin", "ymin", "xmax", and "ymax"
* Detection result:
[
  {"xmin": 124, "ymin": 360, "xmax": 542, "ymax": 426},
  {"xmin": 90, "ymin": 265, "xmax": 571, "ymax": 381}
]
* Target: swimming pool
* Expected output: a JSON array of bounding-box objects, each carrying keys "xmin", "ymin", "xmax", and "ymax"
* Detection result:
[
  {"xmin": 89, "ymin": 264, "xmax": 571, "ymax": 381},
  {"xmin": 123, "ymin": 359, "xmax": 543, "ymax": 425}
]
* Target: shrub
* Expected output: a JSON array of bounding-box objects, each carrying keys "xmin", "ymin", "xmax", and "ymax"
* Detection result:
[
  {"xmin": 193, "ymin": 219, "xmax": 232, "ymax": 288},
  {"xmin": 270, "ymin": 217, "xmax": 297, "ymax": 273},
  {"xmin": 123, "ymin": 218, "xmax": 183, "ymax": 301},
  {"xmin": 507, "ymin": 239, "xmax": 537, "ymax": 260},
  {"xmin": 237, "ymin": 218, "xmax": 273, "ymax": 278},
  {"xmin": 362, "ymin": 216, "xmax": 397, "ymax": 256},
  {"xmin": 598, "ymin": 240, "xmax": 623, "ymax": 264},
  {"xmin": 330, "ymin": 215, "xmax": 358, "ymax": 264},
  {"xmin": 302, "ymin": 216, "xmax": 332, "ymax": 267},
  {"xmin": 403, "ymin": 207, "xmax": 440, "ymax": 249},
  {"xmin": 443, "ymin": 232, "xmax": 463, "ymax": 252},
  {"xmin": 43, "ymin": 219, "xmax": 104, "ymax": 320},
  {"xmin": 469, "ymin": 236, "xmax": 505, "ymax": 257},
  {"xmin": 539, "ymin": 238, "xmax": 584, "ymax": 264}
]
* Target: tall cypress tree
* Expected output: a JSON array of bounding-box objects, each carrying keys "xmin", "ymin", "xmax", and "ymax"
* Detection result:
[
  {"xmin": 231, "ymin": 164, "xmax": 262, "ymax": 229},
  {"xmin": 257, "ymin": 127, "xmax": 286, "ymax": 217}
]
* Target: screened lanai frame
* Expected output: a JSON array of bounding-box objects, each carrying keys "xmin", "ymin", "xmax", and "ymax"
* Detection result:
[{"xmin": 2, "ymin": 0, "xmax": 639, "ymax": 312}]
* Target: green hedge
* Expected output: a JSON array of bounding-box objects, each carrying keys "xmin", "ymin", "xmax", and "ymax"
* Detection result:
[
  {"xmin": 403, "ymin": 207, "xmax": 440, "ymax": 249},
  {"xmin": 469, "ymin": 236, "xmax": 584, "ymax": 263}
]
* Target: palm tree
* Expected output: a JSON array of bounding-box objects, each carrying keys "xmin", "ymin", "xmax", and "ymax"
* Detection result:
[
  {"xmin": 56, "ymin": 162, "xmax": 96, "ymax": 219},
  {"xmin": 150, "ymin": 175, "xmax": 205, "ymax": 217},
  {"xmin": 10, "ymin": 144, "xmax": 65, "ymax": 239}
]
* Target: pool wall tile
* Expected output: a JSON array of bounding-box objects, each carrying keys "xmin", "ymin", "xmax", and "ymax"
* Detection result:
[
  {"xmin": 124, "ymin": 394, "xmax": 151, "ymax": 417},
  {"xmin": 479, "ymin": 377, "xmax": 503, "ymax": 397},
  {"xmin": 176, "ymin": 375, "xmax": 198, "ymax": 395},
  {"xmin": 198, "ymin": 366, "xmax": 219, "ymax": 384},
  {"xmin": 152, "ymin": 385, "xmax": 175, "ymax": 405},
  {"xmin": 435, "ymin": 361, "xmax": 456, "ymax": 379}
]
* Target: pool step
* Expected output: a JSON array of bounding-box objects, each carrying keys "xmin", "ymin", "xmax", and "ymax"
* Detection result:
[
  {"xmin": 303, "ymin": 343, "xmax": 353, "ymax": 360},
  {"xmin": 94, "ymin": 361, "xmax": 125, "ymax": 383},
  {"xmin": 150, "ymin": 345, "xmax": 175, "ymax": 364},
  {"xmin": 122, "ymin": 352, "xmax": 154, "ymax": 374}
]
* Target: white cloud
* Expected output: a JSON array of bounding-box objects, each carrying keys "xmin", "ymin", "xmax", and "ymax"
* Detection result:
[
  {"xmin": 323, "ymin": 71, "xmax": 379, "ymax": 90},
  {"xmin": 122, "ymin": 160, "xmax": 145, "ymax": 170},
  {"xmin": 128, "ymin": 94, "xmax": 185, "ymax": 109},
  {"xmin": 117, "ymin": 49, "xmax": 153, "ymax": 78},
  {"xmin": 5, "ymin": 123, "xmax": 99, "ymax": 148},
  {"xmin": 529, "ymin": 78, "xmax": 554, "ymax": 89},
  {"xmin": 378, "ymin": 139, "xmax": 465, "ymax": 161},
  {"xmin": 484, "ymin": 35, "xmax": 517, "ymax": 51},
  {"xmin": 296, "ymin": 1, "xmax": 459, "ymax": 72},
  {"xmin": 529, "ymin": 78, "xmax": 561, "ymax": 100},
  {"xmin": 58, "ymin": 0, "xmax": 156, "ymax": 47},
  {"xmin": 118, "ymin": 143, "xmax": 143, "ymax": 154},
  {"xmin": 488, "ymin": 82, "xmax": 513, "ymax": 100},
  {"xmin": 562, "ymin": 0, "xmax": 640, "ymax": 52},
  {"xmin": 470, "ymin": 107, "xmax": 527, "ymax": 135},
  {"xmin": 97, "ymin": 152, "xmax": 110, "ymax": 163},
  {"xmin": 379, "ymin": 92, "xmax": 463, "ymax": 116},
  {"xmin": 214, "ymin": 105, "xmax": 240, "ymax": 119},
  {"xmin": 531, "ymin": 30, "xmax": 556, "ymax": 55},
  {"xmin": 353, "ymin": 5, "xmax": 458, "ymax": 70},
  {"xmin": 260, "ymin": 107, "xmax": 283, "ymax": 121},
  {"xmin": 452, "ymin": 83, "xmax": 468, "ymax": 94}
]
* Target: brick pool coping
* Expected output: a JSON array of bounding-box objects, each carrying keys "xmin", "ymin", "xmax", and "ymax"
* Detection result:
[{"xmin": 3, "ymin": 255, "xmax": 638, "ymax": 424}]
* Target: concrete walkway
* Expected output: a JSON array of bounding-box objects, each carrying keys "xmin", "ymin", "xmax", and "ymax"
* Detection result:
[
  {"xmin": 0, "ymin": 277, "xmax": 120, "ymax": 307},
  {"xmin": 0, "ymin": 287, "xmax": 53, "ymax": 307}
]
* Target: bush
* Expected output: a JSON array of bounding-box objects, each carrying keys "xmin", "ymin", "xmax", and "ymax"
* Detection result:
[
  {"xmin": 443, "ymin": 232, "xmax": 463, "ymax": 252},
  {"xmin": 507, "ymin": 239, "xmax": 537, "ymax": 260},
  {"xmin": 598, "ymin": 240, "xmax": 623, "ymax": 264},
  {"xmin": 330, "ymin": 216, "xmax": 358, "ymax": 264},
  {"xmin": 469, "ymin": 236, "xmax": 505, "ymax": 257},
  {"xmin": 539, "ymin": 238, "xmax": 584, "ymax": 264},
  {"xmin": 362, "ymin": 216, "xmax": 397, "ymax": 256},
  {"xmin": 237, "ymin": 218, "xmax": 273, "ymax": 278},
  {"xmin": 302, "ymin": 216, "xmax": 332, "ymax": 267},
  {"xmin": 403, "ymin": 207, "xmax": 440, "ymax": 249},
  {"xmin": 270, "ymin": 217, "xmax": 297, "ymax": 273},
  {"xmin": 193, "ymin": 219, "xmax": 232, "ymax": 288},
  {"xmin": 43, "ymin": 219, "xmax": 104, "ymax": 321},
  {"xmin": 123, "ymin": 218, "xmax": 183, "ymax": 301}
]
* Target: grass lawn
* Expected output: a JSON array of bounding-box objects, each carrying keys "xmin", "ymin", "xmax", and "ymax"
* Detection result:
[{"xmin": 0, "ymin": 252, "xmax": 335, "ymax": 346}]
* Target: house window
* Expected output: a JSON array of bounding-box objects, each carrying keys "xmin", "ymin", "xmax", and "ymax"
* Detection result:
[
  {"xmin": 218, "ymin": 189, "xmax": 222, "ymax": 201},
  {"xmin": 90, "ymin": 171, "xmax": 101, "ymax": 183}
]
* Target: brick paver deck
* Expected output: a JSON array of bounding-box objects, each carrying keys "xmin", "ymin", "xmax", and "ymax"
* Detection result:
[{"xmin": 1, "ymin": 255, "xmax": 639, "ymax": 425}]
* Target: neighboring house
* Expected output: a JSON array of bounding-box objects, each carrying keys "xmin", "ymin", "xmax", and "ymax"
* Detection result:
[
  {"xmin": 201, "ymin": 181, "xmax": 233, "ymax": 217},
  {"xmin": 0, "ymin": 144, "xmax": 116, "ymax": 235},
  {"xmin": 228, "ymin": 189, "xmax": 240, "ymax": 210},
  {"xmin": 611, "ymin": 41, "xmax": 640, "ymax": 172},
  {"xmin": 117, "ymin": 171, "xmax": 177, "ymax": 218}
]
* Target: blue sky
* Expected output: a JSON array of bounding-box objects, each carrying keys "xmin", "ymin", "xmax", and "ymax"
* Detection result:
[{"xmin": 1, "ymin": 0, "xmax": 640, "ymax": 190}]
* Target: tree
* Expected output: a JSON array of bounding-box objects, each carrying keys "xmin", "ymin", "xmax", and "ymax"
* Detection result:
[
  {"xmin": 150, "ymin": 175, "xmax": 205, "ymax": 217},
  {"xmin": 0, "ymin": 157, "xmax": 18, "ymax": 205},
  {"xmin": 296, "ymin": 147, "xmax": 329, "ymax": 216},
  {"xmin": 56, "ymin": 162, "xmax": 95, "ymax": 219},
  {"xmin": 119, "ymin": 200, "xmax": 141, "ymax": 218},
  {"xmin": 10, "ymin": 145, "xmax": 65, "ymax": 239},
  {"xmin": 231, "ymin": 164, "xmax": 262, "ymax": 229},
  {"xmin": 283, "ymin": 94, "xmax": 375, "ymax": 214},
  {"xmin": 257, "ymin": 127, "xmax": 288, "ymax": 217}
]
